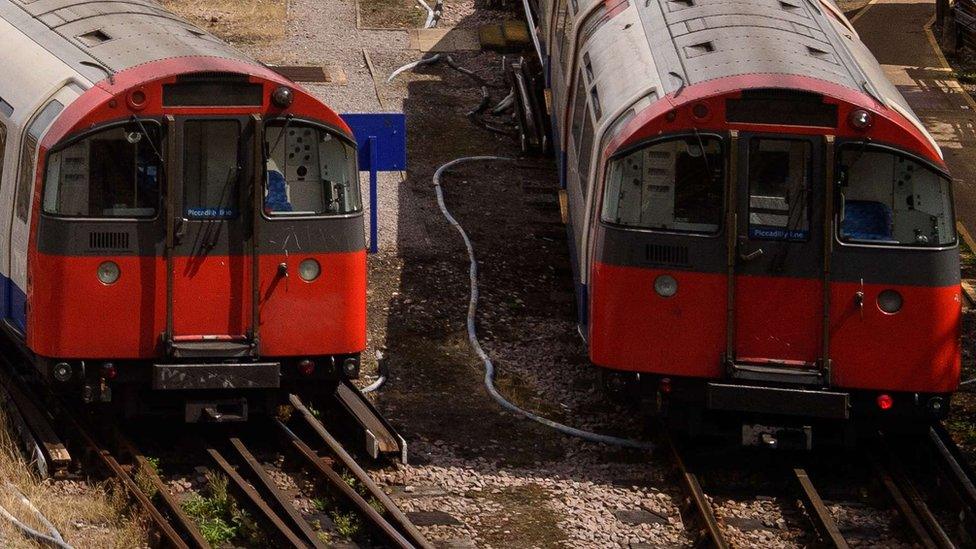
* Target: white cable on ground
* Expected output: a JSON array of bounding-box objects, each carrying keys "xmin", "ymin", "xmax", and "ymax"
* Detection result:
[
  {"xmin": 0, "ymin": 483, "xmax": 72, "ymax": 549},
  {"xmin": 415, "ymin": 0, "xmax": 435, "ymax": 28},
  {"xmin": 387, "ymin": 54, "xmax": 444, "ymax": 83},
  {"xmin": 433, "ymin": 156, "xmax": 655, "ymax": 450},
  {"xmin": 361, "ymin": 350, "xmax": 388, "ymax": 393}
]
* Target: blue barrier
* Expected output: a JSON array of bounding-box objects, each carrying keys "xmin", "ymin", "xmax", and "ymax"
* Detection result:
[{"xmin": 341, "ymin": 113, "xmax": 407, "ymax": 254}]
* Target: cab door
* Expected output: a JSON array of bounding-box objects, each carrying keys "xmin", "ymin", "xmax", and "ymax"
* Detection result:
[
  {"xmin": 732, "ymin": 134, "xmax": 826, "ymax": 370},
  {"xmin": 166, "ymin": 117, "xmax": 258, "ymax": 357}
]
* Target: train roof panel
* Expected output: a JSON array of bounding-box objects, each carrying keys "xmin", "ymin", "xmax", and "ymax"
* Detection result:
[
  {"xmin": 6, "ymin": 0, "xmax": 258, "ymax": 79},
  {"xmin": 638, "ymin": 0, "xmax": 875, "ymax": 98}
]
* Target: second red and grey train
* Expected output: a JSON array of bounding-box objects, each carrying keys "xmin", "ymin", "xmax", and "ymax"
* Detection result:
[
  {"xmin": 523, "ymin": 0, "xmax": 960, "ymax": 443},
  {"xmin": 0, "ymin": 0, "xmax": 366, "ymax": 421}
]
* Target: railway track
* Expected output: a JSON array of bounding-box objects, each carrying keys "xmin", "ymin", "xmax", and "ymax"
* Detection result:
[
  {"xmin": 0, "ymin": 366, "xmax": 429, "ymax": 549},
  {"xmin": 667, "ymin": 426, "xmax": 976, "ymax": 548}
]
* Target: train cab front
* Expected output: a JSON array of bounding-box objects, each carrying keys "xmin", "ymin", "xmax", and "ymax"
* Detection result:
[
  {"xmin": 26, "ymin": 61, "xmax": 367, "ymax": 421},
  {"xmin": 585, "ymin": 80, "xmax": 961, "ymax": 448}
]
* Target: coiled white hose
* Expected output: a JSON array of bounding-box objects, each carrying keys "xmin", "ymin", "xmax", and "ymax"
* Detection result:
[{"xmin": 434, "ymin": 156, "xmax": 655, "ymax": 450}]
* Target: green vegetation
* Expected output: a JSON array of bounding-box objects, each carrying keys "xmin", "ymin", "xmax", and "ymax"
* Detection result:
[
  {"xmin": 182, "ymin": 471, "xmax": 265, "ymax": 546},
  {"xmin": 957, "ymin": 69, "xmax": 976, "ymax": 84},
  {"xmin": 312, "ymin": 497, "xmax": 364, "ymax": 539}
]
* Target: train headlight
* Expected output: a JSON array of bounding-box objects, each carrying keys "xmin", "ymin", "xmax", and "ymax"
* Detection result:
[
  {"xmin": 877, "ymin": 289, "xmax": 903, "ymax": 314},
  {"xmin": 272, "ymin": 86, "xmax": 294, "ymax": 108},
  {"xmin": 298, "ymin": 259, "xmax": 321, "ymax": 282},
  {"xmin": 849, "ymin": 109, "xmax": 874, "ymax": 131},
  {"xmin": 97, "ymin": 261, "xmax": 120, "ymax": 285},
  {"xmin": 654, "ymin": 275, "xmax": 678, "ymax": 298}
]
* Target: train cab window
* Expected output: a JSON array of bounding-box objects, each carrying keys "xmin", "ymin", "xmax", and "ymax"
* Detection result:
[
  {"xmin": 17, "ymin": 100, "xmax": 64, "ymax": 221},
  {"xmin": 183, "ymin": 120, "xmax": 241, "ymax": 219},
  {"xmin": 838, "ymin": 145, "xmax": 954, "ymax": 247},
  {"xmin": 747, "ymin": 139, "xmax": 811, "ymax": 241},
  {"xmin": 602, "ymin": 136, "xmax": 724, "ymax": 233},
  {"xmin": 43, "ymin": 123, "xmax": 162, "ymax": 218},
  {"xmin": 263, "ymin": 122, "xmax": 360, "ymax": 216}
]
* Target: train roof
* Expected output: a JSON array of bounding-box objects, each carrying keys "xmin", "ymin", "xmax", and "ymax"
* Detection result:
[{"xmin": 0, "ymin": 0, "xmax": 259, "ymax": 86}]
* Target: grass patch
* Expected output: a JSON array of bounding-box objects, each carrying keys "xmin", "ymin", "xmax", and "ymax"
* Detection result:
[
  {"xmin": 182, "ymin": 471, "xmax": 266, "ymax": 546},
  {"xmin": 160, "ymin": 0, "xmax": 286, "ymax": 45},
  {"xmin": 359, "ymin": 0, "xmax": 426, "ymax": 29},
  {"xmin": 313, "ymin": 497, "xmax": 364, "ymax": 539}
]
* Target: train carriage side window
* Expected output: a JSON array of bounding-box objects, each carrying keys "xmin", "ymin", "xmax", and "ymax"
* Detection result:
[
  {"xmin": 838, "ymin": 145, "xmax": 954, "ymax": 247},
  {"xmin": 602, "ymin": 136, "xmax": 724, "ymax": 234},
  {"xmin": 17, "ymin": 100, "xmax": 64, "ymax": 221},
  {"xmin": 570, "ymin": 72, "xmax": 587, "ymax": 148},
  {"xmin": 43, "ymin": 122, "xmax": 162, "ymax": 218},
  {"xmin": 577, "ymin": 106, "xmax": 595, "ymax": 194},
  {"xmin": 554, "ymin": 0, "xmax": 569, "ymax": 69},
  {"xmin": 264, "ymin": 122, "xmax": 360, "ymax": 216}
]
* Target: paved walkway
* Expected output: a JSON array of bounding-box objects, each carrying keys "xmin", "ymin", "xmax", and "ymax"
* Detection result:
[{"xmin": 853, "ymin": 0, "xmax": 976, "ymax": 238}]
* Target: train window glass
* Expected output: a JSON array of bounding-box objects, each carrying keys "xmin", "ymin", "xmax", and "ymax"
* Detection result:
[
  {"xmin": 602, "ymin": 136, "xmax": 724, "ymax": 233},
  {"xmin": 43, "ymin": 124, "xmax": 162, "ymax": 218},
  {"xmin": 838, "ymin": 146, "xmax": 954, "ymax": 247},
  {"xmin": 570, "ymin": 72, "xmax": 587, "ymax": 147},
  {"xmin": 183, "ymin": 120, "xmax": 241, "ymax": 219},
  {"xmin": 559, "ymin": 4, "xmax": 574, "ymax": 73},
  {"xmin": 554, "ymin": 0, "xmax": 569, "ymax": 68},
  {"xmin": 747, "ymin": 139, "xmax": 811, "ymax": 241},
  {"xmin": 578, "ymin": 108, "xmax": 595, "ymax": 193},
  {"xmin": 264, "ymin": 123, "xmax": 360, "ymax": 216},
  {"xmin": 17, "ymin": 100, "xmax": 64, "ymax": 222}
]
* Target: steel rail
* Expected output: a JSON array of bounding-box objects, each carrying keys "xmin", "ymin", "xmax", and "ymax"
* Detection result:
[
  {"xmin": 289, "ymin": 394, "xmax": 431, "ymax": 548},
  {"xmin": 113, "ymin": 433, "xmax": 210, "ymax": 549},
  {"xmin": 207, "ymin": 446, "xmax": 308, "ymax": 548},
  {"xmin": 792, "ymin": 467, "xmax": 849, "ymax": 549},
  {"xmin": 664, "ymin": 434, "xmax": 729, "ymax": 549},
  {"xmin": 276, "ymin": 420, "xmax": 414, "ymax": 549},
  {"xmin": 60, "ymin": 412, "xmax": 190, "ymax": 549},
  {"xmin": 871, "ymin": 452, "xmax": 939, "ymax": 549},
  {"xmin": 229, "ymin": 437, "xmax": 328, "ymax": 549}
]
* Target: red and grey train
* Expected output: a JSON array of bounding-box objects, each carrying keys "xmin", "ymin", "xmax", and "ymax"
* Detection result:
[
  {"xmin": 525, "ymin": 0, "xmax": 960, "ymax": 442},
  {"xmin": 0, "ymin": 0, "xmax": 365, "ymax": 420}
]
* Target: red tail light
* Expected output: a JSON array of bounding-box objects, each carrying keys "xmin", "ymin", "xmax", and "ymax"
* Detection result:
[
  {"xmin": 659, "ymin": 377, "xmax": 673, "ymax": 394},
  {"xmin": 876, "ymin": 393, "xmax": 894, "ymax": 411},
  {"xmin": 298, "ymin": 359, "xmax": 315, "ymax": 376}
]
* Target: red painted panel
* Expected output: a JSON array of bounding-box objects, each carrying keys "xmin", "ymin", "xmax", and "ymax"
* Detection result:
[
  {"xmin": 589, "ymin": 262, "xmax": 726, "ymax": 377},
  {"xmin": 829, "ymin": 282, "xmax": 960, "ymax": 393},
  {"xmin": 735, "ymin": 275, "xmax": 821, "ymax": 363},
  {"xmin": 28, "ymin": 250, "xmax": 366, "ymax": 359},
  {"xmin": 172, "ymin": 254, "xmax": 249, "ymax": 338}
]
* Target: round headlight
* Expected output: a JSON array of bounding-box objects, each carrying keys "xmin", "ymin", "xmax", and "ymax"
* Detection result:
[
  {"xmin": 299, "ymin": 259, "xmax": 321, "ymax": 282},
  {"xmin": 272, "ymin": 86, "xmax": 294, "ymax": 108},
  {"xmin": 877, "ymin": 289, "xmax": 903, "ymax": 314},
  {"xmin": 654, "ymin": 275, "xmax": 678, "ymax": 298},
  {"xmin": 849, "ymin": 109, "xmax": 874, "ymax": 131},
  {"xmin": 97, "ymin": 261, "xmax": 120, "ymax": 285}
]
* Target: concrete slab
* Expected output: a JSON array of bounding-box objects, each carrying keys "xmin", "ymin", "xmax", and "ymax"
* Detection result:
[{"xmin": 408, "ymin": 27, "xmax": 481, "ymax": 52}]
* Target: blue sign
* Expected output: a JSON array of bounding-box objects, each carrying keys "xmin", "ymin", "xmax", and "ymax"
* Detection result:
[
  {"xmin": 340, "ymin": 113, "xmax": 407, "ymax": 254},
  {"xmin": 341, "ymin": 113, "xmax": 407, "ymax": 172},
  {"xmin": 749, "ymin": 226, "xmax": 809, "ymax": 241}
]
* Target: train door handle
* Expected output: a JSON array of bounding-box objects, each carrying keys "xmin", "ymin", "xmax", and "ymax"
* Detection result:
[
  {"xmin": 737, "ymin": 236, "xmax": 764, "ymax": 262},
  {"xmin": 740, "ymin": 248, "xmax": 764, "ymax": 261},
  {"xmin": 174, "ymin": 218, "xmax": 186, "ymax": 244}
]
